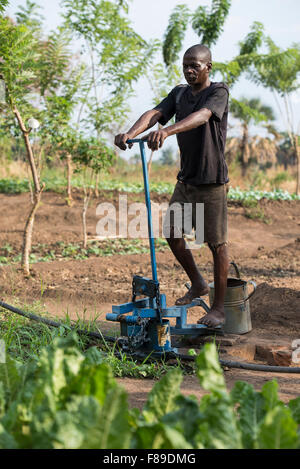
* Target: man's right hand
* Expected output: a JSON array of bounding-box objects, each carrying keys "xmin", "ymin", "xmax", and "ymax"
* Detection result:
[{"xmin": 114, "ymin": 133, "xmax": 133, "ymax": 151}]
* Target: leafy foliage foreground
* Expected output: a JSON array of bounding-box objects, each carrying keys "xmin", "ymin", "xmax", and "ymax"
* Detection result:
[{"xmin": 0, "ymin": 336, "xmax": 299, "ymax": 449}]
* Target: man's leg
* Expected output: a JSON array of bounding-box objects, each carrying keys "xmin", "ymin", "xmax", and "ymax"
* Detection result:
[
  {"xmin": 166, "ymin": 227, "xmax": 209, "ymax": 305},
  {"xmin": 197, "ymin": 243, "xmax": 229, "ymax": 327}
]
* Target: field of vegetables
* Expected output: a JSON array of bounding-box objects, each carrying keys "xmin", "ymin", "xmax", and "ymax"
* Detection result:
[
  {"xmin": 1, "ymin": 176, "xmax": 300, "ymax": 201},
  {"xmin": 0, "ymin": 183, "xmax": 299, "ymax": 449}
]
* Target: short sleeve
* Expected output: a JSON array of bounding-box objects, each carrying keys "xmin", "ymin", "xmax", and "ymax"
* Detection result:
[
  {"xmin": 153, "ymin": 87, "xmax": 177, "ymax": 126},
  {"xmin": 201, "ymin": 85, "xmax": 229, "ymax": 121}
]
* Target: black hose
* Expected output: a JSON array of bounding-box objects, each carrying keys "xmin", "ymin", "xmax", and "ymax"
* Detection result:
[
  {"xmin": 176, "ymin": 353, "xmax": 300, "ymax": 373},
  {"xmin": 1, "ymin": 300, "xmax": 300, "ymax": 373},
  {"xmin": 0, "ymin": 300, "xmax": 117, "ymax": 344}
]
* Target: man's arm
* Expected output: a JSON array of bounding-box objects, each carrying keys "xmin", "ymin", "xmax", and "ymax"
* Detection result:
[
  {"xmin": 114, "ymin": 109, "xmax": 163, "ymax": 150},
  {"xmin": 145, "ymin": 108, "xmax": 212, "ymax": 151}
]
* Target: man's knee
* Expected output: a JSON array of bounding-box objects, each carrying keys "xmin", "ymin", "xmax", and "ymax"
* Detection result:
[{"xmin": 208, "ymin": 241, "xmax": 228, "ymax": 254}]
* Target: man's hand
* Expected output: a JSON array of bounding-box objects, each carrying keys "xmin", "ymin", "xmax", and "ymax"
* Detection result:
[
  {"xmin": 114, "ymin": 133, "xmax": 133, "ymax": 151},
  {"xmin": 144, "ymin": 129, "xmax": 168, "ymax": 151}
]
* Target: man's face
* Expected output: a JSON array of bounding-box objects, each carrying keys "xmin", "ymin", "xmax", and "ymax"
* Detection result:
[{"xmin": 182, "ymin": 53, "xmax": 211, "ymax": 86}]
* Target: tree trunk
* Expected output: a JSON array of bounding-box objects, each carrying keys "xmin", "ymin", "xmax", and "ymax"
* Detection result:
[
  {"xmin": 27, "ymin": 165, "xmax": 34, "ymax": 204},
  {"xmin": 240, "ymin": 124, "xmax": 250, "ymax": 177},
  {"xmin": 13, "ymin": 107, "xmax": 42, "ymax": 276},
  {"xmin": 295, "ymin": 139, "xmax": 300, "ymax": 196},
  {"xmin": 14, "ymin": 109, "xmax": 40, "ymax": 192},
  {"xmin": 147, "ymin": 151, "xmax": 154, "ymax": 177},
  {"xmin": 22, "ymin": 192, "xmax": 42, "ymax": 276},
  {"xmin": 94, "ymin": 172, "xmax": 99, "ymax": 198},
  {"xmin": 82, "ymin": 186, "xmax": 92, "ymax": 249},
  {"xmin": 66, "ymin": 153, "xmax": 73, "ymax": 206}
]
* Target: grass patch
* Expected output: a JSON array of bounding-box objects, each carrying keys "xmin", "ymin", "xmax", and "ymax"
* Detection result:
[
  {"xmin": 0, "ymin": 300, "xmax": 183, "ymax": 379},
  {"xmin": 244, "ymin": 206, "xmax": 272, "ymax": 224}
]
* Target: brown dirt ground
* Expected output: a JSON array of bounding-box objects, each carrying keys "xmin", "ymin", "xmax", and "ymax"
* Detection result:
[{"xmin": 0, "ymin": 190, "xmax": 299, "ymax": 404}]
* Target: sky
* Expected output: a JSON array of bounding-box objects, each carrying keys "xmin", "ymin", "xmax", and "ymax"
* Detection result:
[{"xmin": 6, "ymin": 0, "xmax": 300, "ymax": 160}]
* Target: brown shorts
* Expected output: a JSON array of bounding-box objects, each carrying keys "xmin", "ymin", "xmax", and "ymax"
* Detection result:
[{"xmin": 163, "ymin": 181, "xmax": 228, "ymax": 246}]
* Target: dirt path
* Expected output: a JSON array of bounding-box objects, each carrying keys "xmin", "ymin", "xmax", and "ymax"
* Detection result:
[
  {"xmin": 0, "ymin": 191, "xmax": 299, "ymax": 404},
  {"xmin": 117, "ymin": 369, "xmax": 300, "ymax": 408}
]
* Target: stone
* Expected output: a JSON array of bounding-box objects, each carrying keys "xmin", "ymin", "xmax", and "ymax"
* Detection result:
[
  {"xmin": 255, "ymin": 343, "xmax": 287, "ymax": 361},
  {"xmin": 266, "ymin": 349, "xmax": 292, "ymax": 367}
]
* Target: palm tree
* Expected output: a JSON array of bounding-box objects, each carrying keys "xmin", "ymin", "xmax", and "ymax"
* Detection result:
[{"xmin": 230, "ymin": 97, "xmax": 275, "ymax": 176}]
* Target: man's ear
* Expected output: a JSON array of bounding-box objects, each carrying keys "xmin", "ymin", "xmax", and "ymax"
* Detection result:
[{"xmin": 207, "ymin": 62, "xmax": 212, "ymax": 72}]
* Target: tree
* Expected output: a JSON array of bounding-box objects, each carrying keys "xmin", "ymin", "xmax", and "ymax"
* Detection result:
[
  {"xmin": 145, "ymin": 1, "xmax": 231, "ymax": 177},
  {"xmin": 163, "ymin": 0, "xmax": 231, "ymax": 67},
  {"xmin": 60, "ymin": 0, "xmax": 158, "ymax": 205},
  {"xmin": 230, "ymin": 97, "xmax": 275, "ymax": 175},
  {"xmin": 245, "ymin": 36, "xmax": 300, "ymax": 194},
  {"xmin": 37, "ymin": 28, "xmax": 86, "ymax": 205},
  {"xmin": 0, "ymin": 15, "xmax": 43, "ymax": 275},
  {"xmin": 62, "ymin": 0, "xmax": 158, "ymax": 138},
  {"xmin": 72, "ymin": 135, "xmax": 115, "ymax": 248}
]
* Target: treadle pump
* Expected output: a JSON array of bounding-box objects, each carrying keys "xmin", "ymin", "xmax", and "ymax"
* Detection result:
[{"xmin": 106, "ymin": 139, "xmax": 220, "ymax": 355}]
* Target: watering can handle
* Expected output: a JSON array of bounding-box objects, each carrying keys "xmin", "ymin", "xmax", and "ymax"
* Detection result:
[
  {"xmin": 230, "ymin": 261, "xmax": 240, "ymax": 278},
  {"xmin": 244, "ymin": 280, "xmax": 257, "ymax": 302}
]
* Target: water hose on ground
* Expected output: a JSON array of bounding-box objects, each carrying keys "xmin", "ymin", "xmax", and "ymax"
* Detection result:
[
  {"xmin": 175, "ymin": 353, "xmax": 300, "ymax": 374},
  {"xmin": 0, "ymin": 300, "xmax": 117, "ymax": 344},
  {"xmin": 1, "ymin": 300, "xmax": 300, "ymax": 374}
]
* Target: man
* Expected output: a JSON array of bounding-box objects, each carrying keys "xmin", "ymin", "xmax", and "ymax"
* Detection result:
[{"xmin": 115, "ymin": 44, "xmax": 229, "ymax": 328}]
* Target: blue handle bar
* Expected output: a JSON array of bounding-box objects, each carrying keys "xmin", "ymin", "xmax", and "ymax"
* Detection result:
[
  {"xmin": 126, "ymin": 139, "xmax": 158, "ymax": 284},
  {"xmin": 127, "ymin": 138, "xmax": 147, "ymax": 143}
]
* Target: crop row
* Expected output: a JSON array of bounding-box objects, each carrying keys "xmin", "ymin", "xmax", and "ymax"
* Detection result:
[{"xmin": 0, "ymin": 178, "xmax": 299, "ymax": 201}]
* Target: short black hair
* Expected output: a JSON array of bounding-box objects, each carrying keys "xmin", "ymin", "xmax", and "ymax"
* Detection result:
[{"xmin": 184, "ymin": 44, "xmax": 212, "ymax": 62}]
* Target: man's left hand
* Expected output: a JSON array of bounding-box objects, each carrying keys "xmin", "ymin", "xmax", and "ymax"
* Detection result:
[{"xmin": 144, "ymin": 129, "xmax": 168, "ymax": 151}]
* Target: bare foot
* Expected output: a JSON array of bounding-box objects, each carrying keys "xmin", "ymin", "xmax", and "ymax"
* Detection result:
[
  {"xmin": 175, "ymin": 283, "xmax": 209, "ymax": 306},
  {"xmin": 197, "ymin": 308, "xmax": 225, "ymax": 328}
]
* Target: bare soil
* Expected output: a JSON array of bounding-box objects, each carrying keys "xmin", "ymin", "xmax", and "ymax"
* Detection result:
[{"xmin": 0, "ymin": 190, "xmax": 299, "ymax": 403}]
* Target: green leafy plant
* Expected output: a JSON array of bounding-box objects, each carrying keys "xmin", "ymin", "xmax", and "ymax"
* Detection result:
[{"xmin": 0, "ymin": 339, "xmax": 299, "ymax": 449}]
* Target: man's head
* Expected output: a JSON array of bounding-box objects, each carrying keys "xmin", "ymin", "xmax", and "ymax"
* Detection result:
[{"xmin": 183, "ymin": 44, "xmax": 212, "ymax": 87}]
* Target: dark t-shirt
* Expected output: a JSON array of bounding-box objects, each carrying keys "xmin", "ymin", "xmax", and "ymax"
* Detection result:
[{"xmin": 154, "ymin": 81, "xmax": 229, "ymax": 185}]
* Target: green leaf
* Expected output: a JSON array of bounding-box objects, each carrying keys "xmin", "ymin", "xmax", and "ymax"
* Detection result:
[
  {"xmin": 0, "ymin": 423, "xmax": 16, "ymax": 449},
  {"xmin": 231, "ymin": 381, "xmax": 265, "ymax": 448},
  {"xmin": 30, "ymin": 395, "xmax": 100, "ymax": 449},
  {"xmin": 81, "ymin": 387, "xmax": 132, "ymax": 449},
  {"xmin": 195, "ymin": 344, "xmax": 242, "ymax": 449},
  {"xmin": 63, "ymin": 362, "xmax": 116, "ymax": 407},
  {"xmin": 162, "ymin": 4, "xmax": 190, "ymax": 66},
  {"xmin": 0, "ymin": 1, "xmax": 9, "ymax": 15},
  {"xmin": 31, "ymin": 335, "xmax": 85, "ymax": 411},
  {"xmin": 143, "ymin": 368, "xmax": 183, "ymax": 422},
  {"xmin": 261, "ymin": 380, "xmax": 283, "ymax": 412},
  {"xmin": 134, "ymin": 422, "xmax": 192, "ymax": 449},
  {"xmin": 195, "ymin": 343, "xmax": 226, "ymax": 396},
  {"xmin": 161, "ymin": 395, "xmax": 204, "ymax": 448},
  {"xmin": 288, "ymin": 397, "xmax": 300, "ymax": 424},
  {"xmin": 0, "ymin": 356, "xmax": 29, "ymax": 406},
  {"xmin": 192, "ymin": 0, "xmax": 231, "ymax": 47},
  {"xmin": 257, "ymin": 407, "xmax": 299, "ymax": 449},
  {"xmin": 197, "ymin": 393, "xmax": 242, "ymax": 449}
]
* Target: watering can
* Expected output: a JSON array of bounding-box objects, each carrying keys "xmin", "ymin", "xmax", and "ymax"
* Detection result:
[{"xmin": 208, "ymin": 262, "xmax": 256, "ymax": 334}]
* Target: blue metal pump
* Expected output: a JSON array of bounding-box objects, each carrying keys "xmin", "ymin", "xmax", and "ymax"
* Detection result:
[{"xmin": 106, "ymin": 139, "xmax": 218, "ymax": 355}]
